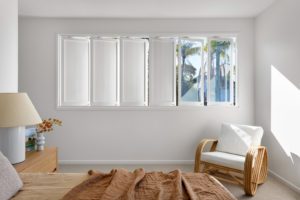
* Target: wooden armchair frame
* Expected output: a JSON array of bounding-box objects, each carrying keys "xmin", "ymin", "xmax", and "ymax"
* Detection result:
[{"xmin": 194, "ymin": 139, "xmax": 268, "ymax": 196}]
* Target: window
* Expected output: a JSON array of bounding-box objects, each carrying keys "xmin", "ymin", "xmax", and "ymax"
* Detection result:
[
  {"xmin": 120, "ymin": 38, "xmax": 149, "ymax": 106},
  {"xmin": 91, "ymin": 37, "xmax": 119, "ymax": 106},
  {"xmin": 58, "ymin": 35, "xmax": 149, "ymax": 107},
  {"xmin": 149, "ymin": 38, "xmax": 176, "ymax": 106},
  {"xmin": 177, "ymin": 37, "xmax": 237, "ymax": 106},
  {"xmin": 208, "ymin": 38, "xmax": 236, "ymax": 105},
  {"xmin": 58, "ymin": 34, "xmax": 237, "ymax": 108},
  {"xmin": 58, "ymin": 36, "xmax": 90, "ymax": 106},
  {"xmin": 178, "ymin": 38, "xmax": 204, "ymax": 105}
]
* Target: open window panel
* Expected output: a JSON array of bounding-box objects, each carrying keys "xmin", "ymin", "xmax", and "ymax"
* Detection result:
[
  {"xmin": 58, "ymin": 35, "xmax": 90, "ymax": 107},
  {"xmin": 178, "ymin": 38, "xmax": 205, "ymax": 106},
  {"xmin": 207, "ymin": 37, "xmax": 237, "ymax": 106},
  {"xmin": 149, "ymin": 37, "xmax": 177, "ymax": 106},
  {"xmin": 120, "ymin": 38, "xmax": 149, "ymax": 106},
  {"xmin": 91, "ymin": 37, "xmax": 119, "ymax": 106}
]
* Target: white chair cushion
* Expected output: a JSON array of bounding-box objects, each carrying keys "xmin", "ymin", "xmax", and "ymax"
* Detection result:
[
  {"xmin": 201, "ymin": 151, "xmax": 246, "ymax": 171},
  {"xmin": 216, "ymin": 123, "xmax": 264, "ymax": 156}
]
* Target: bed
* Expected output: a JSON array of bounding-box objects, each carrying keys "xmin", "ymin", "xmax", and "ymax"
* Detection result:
[{"xmin": 12, "ymin": 169, "xmax": 237, "ymax": 200}]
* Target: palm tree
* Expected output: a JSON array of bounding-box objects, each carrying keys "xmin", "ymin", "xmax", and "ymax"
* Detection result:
[
  {"xmin": 179, "ymin": 42, "xmax": 201, "ymax": 97},
  {"xmin": 210, "ymin": 41, "xmax": 231, "ymax": 101},
  {"xmin": 181, "ymin": 42, "xmax": 200, "ymax": 68}
]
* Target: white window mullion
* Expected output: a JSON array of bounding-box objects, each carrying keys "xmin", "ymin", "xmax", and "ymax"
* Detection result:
[
  {"xmin": 178, "ymin": 39, "xmax": 182, "ymax": 106},
  {"xmin": 207, "ymin": 38, "xmax": 211, "ymax": 105},
  {"xmin": 144, "ymin": 40, "xmax": 149, "ymax": 106},
  {"xmin": 90, "ymin": 37, "xmax": 94, "ymax": 106},
  {"xmin": 229, "ymin": 40, "xmax": 234, "ymax": 105},
  {"xmin": 201, "ymin": 41, "xmax": 205, "ymax": 104},
  {"xmin": 230, "ymin": 39, "xmax": 237, "ymax": 105}
]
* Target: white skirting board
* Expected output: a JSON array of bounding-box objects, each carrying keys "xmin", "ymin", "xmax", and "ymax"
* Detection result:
[
  {"xmin": 268, "ymin": 169, "xmax": 300, "ymax": 194},
  {"xmin": 59, "ymin": 160, "xmax": 194, "ymax": 165}
]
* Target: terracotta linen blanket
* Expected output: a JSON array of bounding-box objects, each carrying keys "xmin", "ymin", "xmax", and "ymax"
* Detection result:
[{"xmin": 62, "ymin": 168, "xmax": 236, "ymax": 200}]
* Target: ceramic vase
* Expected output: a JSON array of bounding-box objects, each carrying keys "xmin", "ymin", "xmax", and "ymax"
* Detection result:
[{"xmin": 36, "ymin": 132, "xmax": 45, "ymax": 151}]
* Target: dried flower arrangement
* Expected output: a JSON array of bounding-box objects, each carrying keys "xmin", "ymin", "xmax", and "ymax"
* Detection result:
[{"xmin": 36, "ymin": 118, "xmax": 62, "ymax": 133}]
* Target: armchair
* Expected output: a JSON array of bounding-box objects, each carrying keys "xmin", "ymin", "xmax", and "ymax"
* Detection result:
[{"xmin": 194, "ymin": 123, "xmax": 268, "ymax": 196}]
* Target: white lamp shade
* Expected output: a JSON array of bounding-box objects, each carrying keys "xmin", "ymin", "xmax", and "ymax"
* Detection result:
[{"xmin": 0, "ymin": 93, "xmax": 42, "ymax": 127}]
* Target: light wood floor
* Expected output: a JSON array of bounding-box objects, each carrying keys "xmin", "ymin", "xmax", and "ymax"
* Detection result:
[{"xmin": 59, "ymin": 164, "xmax": 300, "ymax": 200}]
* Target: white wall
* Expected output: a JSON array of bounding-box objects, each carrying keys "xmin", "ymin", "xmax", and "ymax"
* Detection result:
[
  {"xmin": 0, "ymin": 0, "xmax": 18, "ymax": 92},
  {"xmin": 255, "ymin": 0, "xmax": 300, "ymax": 189},
  {"xmin": 19, "ymin": 18, "xmax": 254, "ymax": 164}
]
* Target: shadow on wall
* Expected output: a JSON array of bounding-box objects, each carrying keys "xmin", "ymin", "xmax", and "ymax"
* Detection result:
[{"xmin": 268, "ymin": 65, "xmax": 300, "ymax": 187}]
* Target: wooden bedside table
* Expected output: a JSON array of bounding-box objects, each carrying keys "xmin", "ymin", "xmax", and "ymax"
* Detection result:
[{"xmin": 13, "ymin": 147, "xmax": 58, "ymax": 173}]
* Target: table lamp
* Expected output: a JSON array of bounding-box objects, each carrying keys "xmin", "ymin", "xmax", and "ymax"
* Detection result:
[{"xmin": 0, "ymin": 93, "xmax": 42, "ymax": 164}]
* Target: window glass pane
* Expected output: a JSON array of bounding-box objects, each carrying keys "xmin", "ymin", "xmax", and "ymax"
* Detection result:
[
  {"xmin": 209, "ymin": 39, "xmax": 233, "ymax": 103},
  {"xmin": 179, "ymin": 39, "xmax": 203, "ymax": 103}
]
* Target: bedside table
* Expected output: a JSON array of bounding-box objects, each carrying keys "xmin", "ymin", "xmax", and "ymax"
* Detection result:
[{"xmin": 13, "ymin": 147, "xmax": 58, "ymax": 173}]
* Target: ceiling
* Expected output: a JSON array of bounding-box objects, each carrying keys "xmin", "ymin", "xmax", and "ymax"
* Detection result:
[{"xmin": 19, "ymin": 0, "xmax": 277, "ymax": 18}]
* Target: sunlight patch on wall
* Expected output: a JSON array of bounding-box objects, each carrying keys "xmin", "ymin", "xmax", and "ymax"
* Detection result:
[{"xmin": 271, "ymin": 65, "xmax": 300, "ymax": 161}]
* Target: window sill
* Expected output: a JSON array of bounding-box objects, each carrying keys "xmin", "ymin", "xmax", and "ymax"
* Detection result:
[{"xmin": 56, "ymin": 104, "xmax": 239, "ymax": 111}]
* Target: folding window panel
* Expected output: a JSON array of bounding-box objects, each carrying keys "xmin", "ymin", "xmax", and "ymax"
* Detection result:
[
  {"xmin": 178, "ymin": 38, "xmax": 204, "ymax": 106},
  {"xmin": 208, "ymin": 38, "xmax": 235, "ymax": 105},
  {"xmin": 149, "ymin": 38, "xmax": 176, "ymax": 106},
  {"xmin": 91, "ymin": 38, "xmax": 119, "ymax": 106},
  {"xmin": 59, "ymin": 36, "xmax": 90, "ymax": 106},
  {"xmin": 120, "ymin": 38, "xmax": 149, "ymax": 106}
]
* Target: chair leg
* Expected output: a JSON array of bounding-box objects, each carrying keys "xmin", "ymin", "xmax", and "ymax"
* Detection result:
[
  {"xmin": 194, "ymin": 156, "xmax": 201, "ymax": 173},
  {"xmin": 258, "ymin": 149, "xmax": 268, "ymax": 184},
  {"xmin": 194, "ymin": 145, "xmax": 202, "ymax": 173}
]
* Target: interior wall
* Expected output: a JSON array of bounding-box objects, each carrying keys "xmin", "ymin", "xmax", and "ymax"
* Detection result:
[
  {"xmin": 0, "ymin": 0, "xmax": 18, "ymax": 92},
  {"xmin": 255, "ymin": 0, "xmax": 300, "ymax": 189},
  {"xmin": 19, "ymin": 18, "xmax": 254, "ymax": 164}
]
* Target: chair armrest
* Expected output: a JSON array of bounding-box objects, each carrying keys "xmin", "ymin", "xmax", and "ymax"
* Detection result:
[
  {"xmin": 244, "ymin": 146, "xmax": 268, "ymax": 195},
  {"xmin": 245, "ymin": 146, "xmax": 266, "ymax": 169},
  {"xmin": 194, "ymin": 139, "xmax": 218, "ymax": 172}
]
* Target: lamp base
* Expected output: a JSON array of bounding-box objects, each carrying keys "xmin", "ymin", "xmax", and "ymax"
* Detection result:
[{"xmin": 0, "ymin": 127, "xmax": 25, "ymax": 164}]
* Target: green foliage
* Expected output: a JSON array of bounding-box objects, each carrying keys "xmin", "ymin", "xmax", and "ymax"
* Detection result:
[
  {"xmin": 211, "ymin": 40, "xmax": 231, "ymax": 101},
  {"xmin": 179, "ymin": 41, "xmax": 201, "ymax": 97},
  {"xmin": 210, "ymin": 40, "xmax": 231, "ymax": 58},
  {"xmin": 180, "ymin": 42, "xmax": 200, "ymax": 58}
]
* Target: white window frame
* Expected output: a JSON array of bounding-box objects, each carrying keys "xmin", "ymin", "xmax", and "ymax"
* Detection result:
[
  {"xmin": 207, "ymin": 37, "xmax": 236, "ymax": 106},
  {"xmin": 178, "ymin": 38, "xmax": 205, "ymax": 106},
  {"xmin": 57, "ymin": 34, "xmax": 238, "ymax": 110},
  {"xmin": 232, "ymin": 39, "xmax": 238, "ymax": 106}
]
